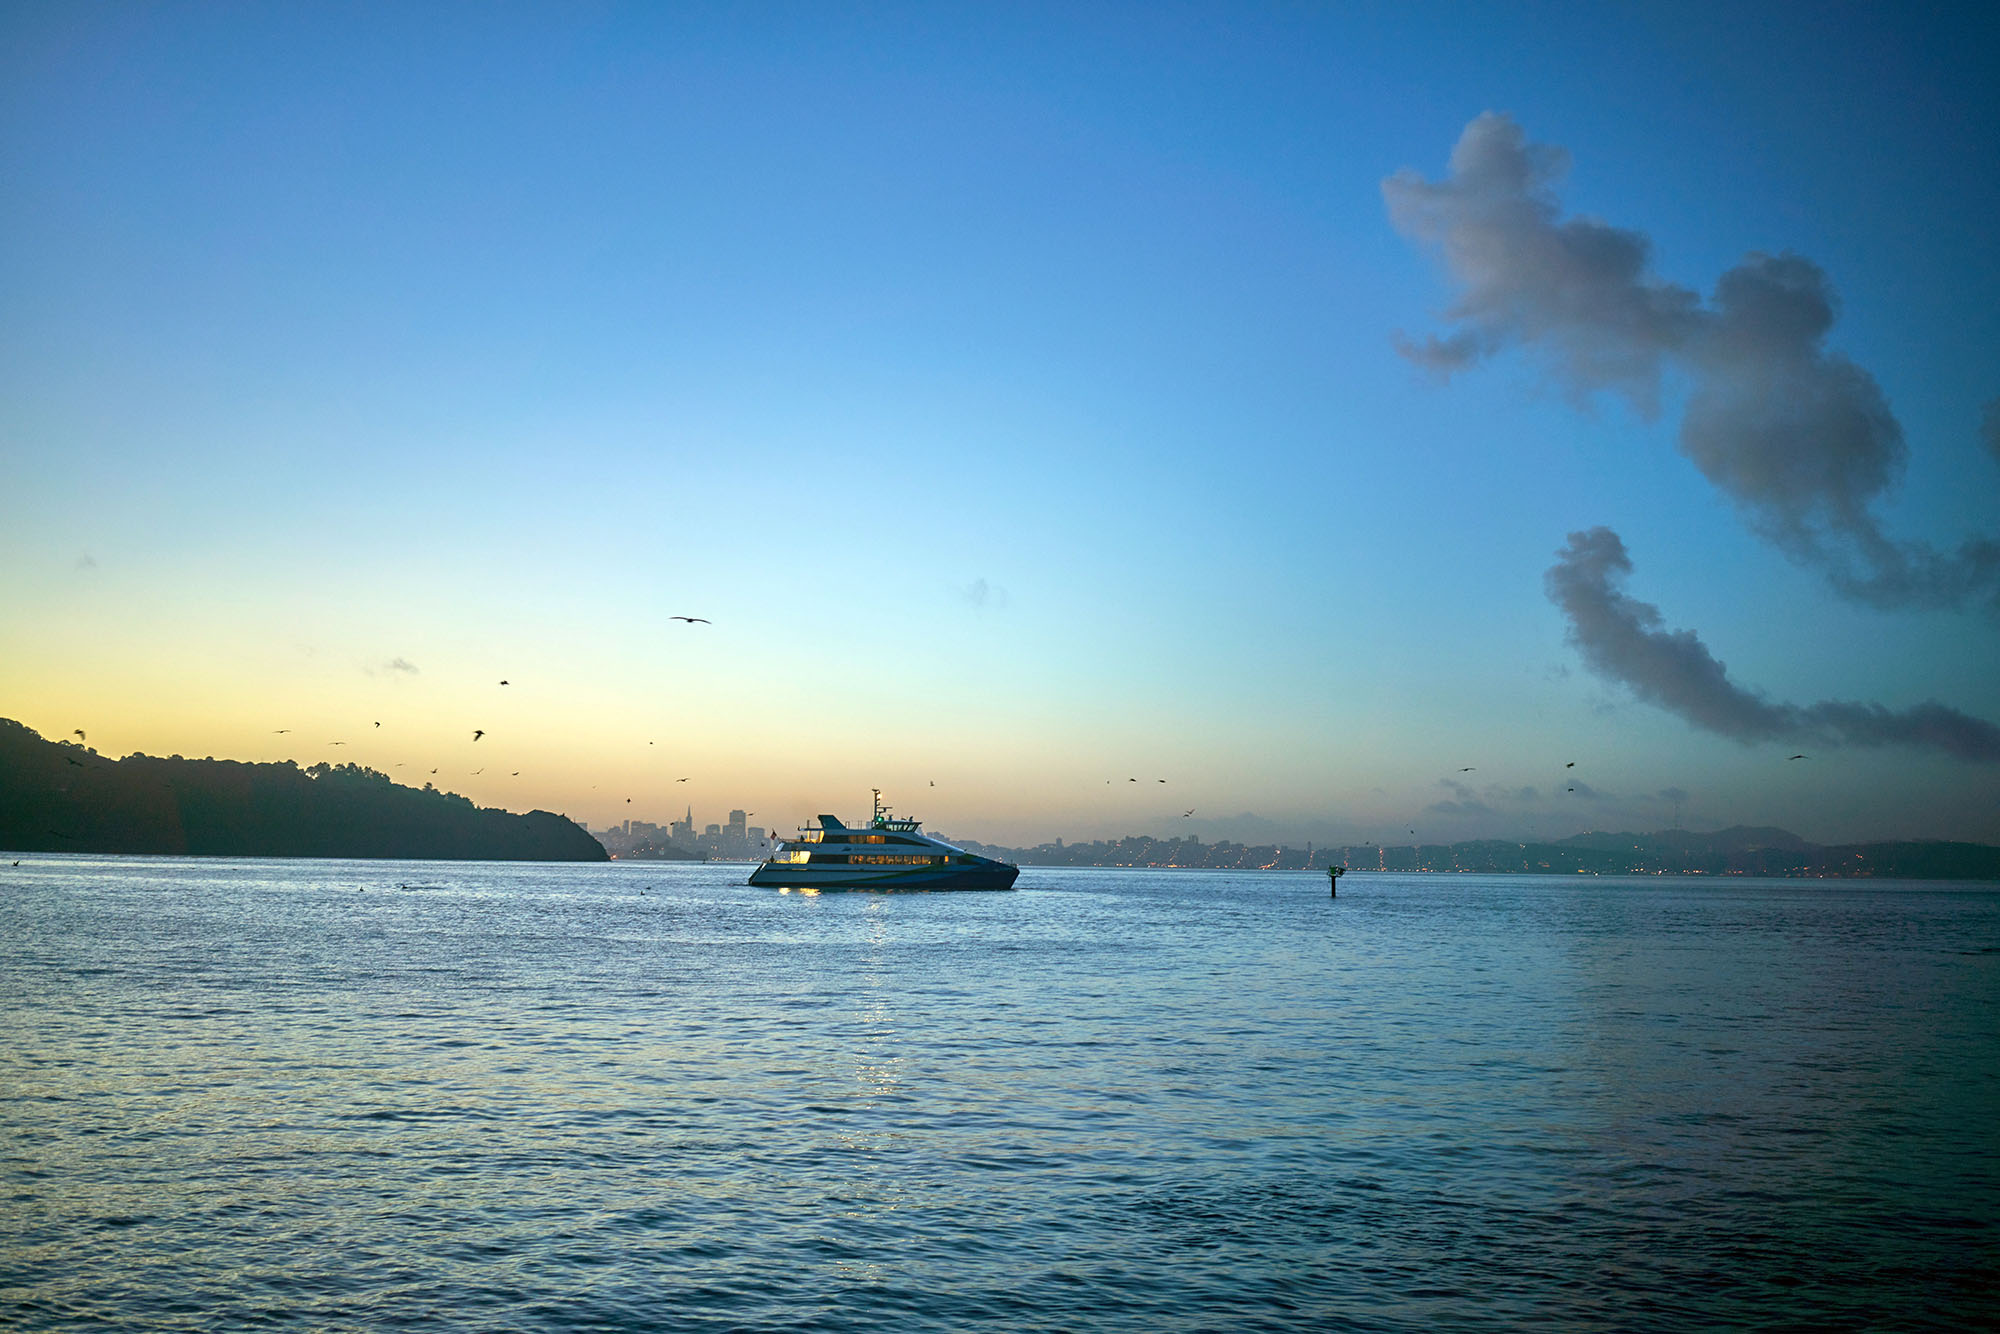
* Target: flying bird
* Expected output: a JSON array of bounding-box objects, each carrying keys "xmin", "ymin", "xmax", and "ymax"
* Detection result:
[
  {"xmin": 330, "ymin": 741, "xmax": 346, "ymax": 746},
  {"xmin": 1459, "ymin": 767, "xmax": 1476, "ymax": 772},
  {"xmin": 472, "ymin": 768, "xmax": 483, "ymax": 775},
  {"xmin": 499, "ymin": 680, "xmax": 509, "ymax": 685},
  {"xmin": 1567, "ymin": 787, "xmax": 1575, "ymax": 793},
  {"xmin": 1788, "ymin": 754, "xmax": 1810, "ymax": 761},
  {"xmin": 669, "ymin": 616, "xmax": 711, "ymax": 624},
  {"xmin": 430, "ymin": 768, "xmax": 438, "ymax": 775},
  {"xmin": 473, "ymin": 730, "xmax": 484, "ymax": 741},
  {"xmin": 1183, "ymin": 809, "xmax": 1195, "ymax": 818},
  {"xmin": 1128, "ymin": 778, "xmax": 1137, "ymax": 782},
  {"xmin": 373, "ymin": 721, "xmax": 380, "ymax": 728},
  {"xmin": 273, "ymin": 729, "xmax": 290, "ymax": 734},
  {"xmin": 1565, "ymin": 761, "xmax": 1576, "ymax": 768},
  {"xmin": 1157, "ymin": 778, "xmax": 1166, "ymax": 783},
  {"xmin": 511, "ymin": 771, "xmax": 519, "ymax": 776},
  {"xmin": 676, "ymin": 777, "xmax": 689, "ymax": 783}
]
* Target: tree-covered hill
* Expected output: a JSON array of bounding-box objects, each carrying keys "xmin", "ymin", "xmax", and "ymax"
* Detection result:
[{"xmin": 0, "ymin": 718, "xmax": 605, "ymax": 861}]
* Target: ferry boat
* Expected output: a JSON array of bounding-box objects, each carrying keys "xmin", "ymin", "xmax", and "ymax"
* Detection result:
[{"xmin": 748, "ymin": 791, "xmax": 1019, "ymax": 892}]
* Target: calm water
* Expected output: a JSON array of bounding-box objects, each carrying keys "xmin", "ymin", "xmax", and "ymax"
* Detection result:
[{"xmin": 2, "ymin": 858, "xmax": 1995, "ymax": 1331}]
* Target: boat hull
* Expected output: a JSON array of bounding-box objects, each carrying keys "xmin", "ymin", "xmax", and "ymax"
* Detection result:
[{"xmin": 747, "ymin": 862, "xmax": 1019, "ymax": 892}]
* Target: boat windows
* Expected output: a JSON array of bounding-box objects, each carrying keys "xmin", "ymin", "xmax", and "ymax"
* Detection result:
[{"xmin": 806, "ymin": 853, "xmax": 946, "ymax": 866}]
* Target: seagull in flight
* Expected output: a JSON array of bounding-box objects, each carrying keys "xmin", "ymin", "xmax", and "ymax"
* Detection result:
[
  {"xmin": 472, "ymin": 768, "xmax": 484, "ymax": 775},
  {"xmin": 1565, "ymin": 761, "xmax": 1576, "ymax": 768},
  {"xmin": 1788, "ymin": 753, "xmax": 1810, "ymax": 760},
  {"xmin": 1183, "ymin": 809, "xmax": 1195, "ymax": 817},
  {"xmin": 669, "ymin": 616, "xmax": 711, "ymax": 624},
  {"xmin": 330, "ymin": 741, "xmax": 346, "ymax": 746},
  {"xmin": 499, "ymin": 680, "xmax": 510, "ymax": 685},
  {"xmin": 374, "ymin": 721, "xmax": 381, "ymax": 728},
  {"xmin": 73, "ymin": 730, "xmax": 85, "ymax": 742},
  {"xmin": 1459, "ymin": 767, "xmax": 1475, "ymax": 772},
  {"xmin": 676, "ymin": 777, "xmax": 689, "ymax": 783},
  {"xmin": 273, "ymin": 729, "xmax": 290, "ymax": 734},
  {"xmin": 473, "ymin": 730, "xmax": 485, "ymax": 741}
]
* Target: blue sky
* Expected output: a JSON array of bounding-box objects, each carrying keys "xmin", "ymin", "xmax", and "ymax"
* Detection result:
[{"xmin": 4, "ymin": 2, "xmax": 1997, "ymax": 845}]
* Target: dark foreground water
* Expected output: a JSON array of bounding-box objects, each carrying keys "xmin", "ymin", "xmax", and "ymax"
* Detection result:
[{"xmin": 2, "ymin": 858, "xmax": 1995, "ymax": 1331}]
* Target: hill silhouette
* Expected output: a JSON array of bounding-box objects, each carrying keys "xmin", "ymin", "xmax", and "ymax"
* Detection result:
[{"xmin": 1, "ymin": 719, "xmax": 604, "ymax": 861}]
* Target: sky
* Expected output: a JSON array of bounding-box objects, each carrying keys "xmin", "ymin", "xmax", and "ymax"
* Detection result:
[{"xmin": 4, "ymin": 1, "xmax": 1997, "ymax": 848}]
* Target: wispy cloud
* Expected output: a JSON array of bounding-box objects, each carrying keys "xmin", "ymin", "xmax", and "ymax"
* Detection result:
[
  {"xmin": 955, "ymin": 577, "xmax": 1010, "ymax": 611},
  {"xmin": 1387, "ymin": 113, "xmax": 2000, "ymax": 616},
  {"xmin": 1547, "ymin": 526, "xmax": 2000, "ymax": 761}
]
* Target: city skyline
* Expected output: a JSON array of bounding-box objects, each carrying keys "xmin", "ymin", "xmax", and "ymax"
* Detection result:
[{"xmin": 4, "ymin": 5, "xmax": 1997, "ymax": 848}]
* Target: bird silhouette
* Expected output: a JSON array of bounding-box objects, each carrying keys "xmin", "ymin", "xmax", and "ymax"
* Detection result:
[
  {"xmin": 73, "ymin": 729, "xmax": 85, "ymax": 741},
  {"xmin": 669, "ymin": 616, "xmax": 711, "ymax": 624},
  {"xmin": 430, "ymin": 768, "xmax": 438, "ymax": 775},
  {"xmin": 1128, "ymin": 777, "xmax": 1137, "ymax": 782},
  {"xmin": 676, "ymin": 777, "xmax": 689, "ymax": 783},
  {"xmin": 499, "ymin": 680, "xmax": 509, "ymax": 685},
  {"xmin": 511, "ymin": 771, "xmax": 520, "ymax": 776},
  {"xmin": 65, "ymin": 756, "xmax": 83, "ymax": 767},
  {"xmin": 273, "ymin": 729, "xmax": 290, "ymax": 734},
  {"xmin": 473, "ymin": 730, "xmax": 484, "ymax": 741},
  {"xmin": 929, "ymin": 780, "xmax": 935, "ymax": 786},
  {"xmin": 373, "ymin": 721, "xmax": 380, "ymax": 728},
  {"xmin": 1567, "ymin": 787, "xmax": 1575, "ymax": 793},
  {"xmin": 330, "ymin": 741, "xmax": 346, "ymax": 746},
  {"xmin": 1183, "ymin": 809, "xmax": 1195, "ymax": 817},
  {"xmin": 1788, "ymin": 754, "xmax": 1810, "ymax": 761},
  {"xmin": 1565, "ymin": 761, "xmax": 1575, "ymax": 768},
  {"xmin": 1459, "ymin": 767, "xmax": 1475, "ymax": 772},
  {"xmin": 472, "ymin": 768, "xmax": 483, "ymax": 775},
  {"xmin": 1157, "ymin": 778, "xmax": 1166, "ymax": 783}
]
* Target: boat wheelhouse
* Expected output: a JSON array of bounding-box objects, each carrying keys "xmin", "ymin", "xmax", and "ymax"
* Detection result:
[{"xmin": 747, "ymin": 790, "xmax": 1019, "ymax": 892}]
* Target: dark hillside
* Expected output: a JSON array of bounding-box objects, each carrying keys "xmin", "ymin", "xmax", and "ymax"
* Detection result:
[{"xmin": 0, "ymin": 719, "xmax": 605, "ymax": 861}]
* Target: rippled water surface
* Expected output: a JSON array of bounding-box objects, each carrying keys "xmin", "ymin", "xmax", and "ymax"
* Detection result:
[{"xmin": 3, "ymin": 858, "xmax": 1996, "ymax": 1330}]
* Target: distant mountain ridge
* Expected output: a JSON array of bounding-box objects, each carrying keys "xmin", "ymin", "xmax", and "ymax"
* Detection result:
[{"xmin": 0, "ymin": 718, "xmax": 605, "ymax": 861}]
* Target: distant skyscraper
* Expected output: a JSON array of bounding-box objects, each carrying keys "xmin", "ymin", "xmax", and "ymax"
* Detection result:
[{"xmin": 727, "ymin": 809, "xmax": 746, "ymax": 840}]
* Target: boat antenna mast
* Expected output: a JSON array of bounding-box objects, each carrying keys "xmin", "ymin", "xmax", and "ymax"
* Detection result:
[{"xmin": 872, "ymin": 787, "xmax": 886, "ymax": 827}]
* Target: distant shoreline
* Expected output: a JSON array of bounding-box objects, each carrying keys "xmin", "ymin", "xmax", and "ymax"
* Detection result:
[{"xmin": 954, "ymin": 828, "xmax": 2000, "ymax": 881}]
